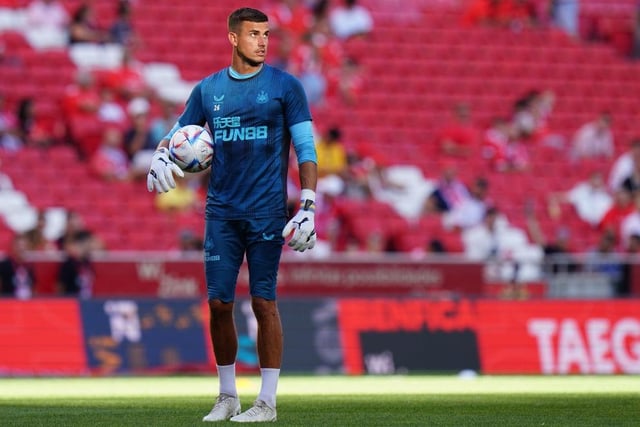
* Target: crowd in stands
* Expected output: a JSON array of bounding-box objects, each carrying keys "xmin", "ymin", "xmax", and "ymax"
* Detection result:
[{"xmin": 2, "ymin": 0, "xmax": 640, "ymax": 296}]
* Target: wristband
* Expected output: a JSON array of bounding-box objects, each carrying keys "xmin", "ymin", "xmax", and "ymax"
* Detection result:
[
  {"xmin": 300, "ymin": 199, "xmax": 316, "ymax": 212},
  {"xmin": 299, "ymin": 189, "xmax": 316, "ymax": 212}
]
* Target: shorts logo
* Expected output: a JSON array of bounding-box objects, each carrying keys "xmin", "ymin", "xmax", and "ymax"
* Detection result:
[
  {"xmin": 204, "ymin": 255, "xmax": 220, "ymax": 262},
  {"xmin": 256, "ymin": 91, "xmax": 268, "ymax": 104},
  {"xmin": 262, "ymin": 233, "xmax": 275, "ymax": 241}
]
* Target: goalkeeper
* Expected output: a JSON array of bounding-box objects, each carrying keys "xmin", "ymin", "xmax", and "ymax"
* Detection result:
[{"xmin": 146, "ymin": 7, "xmax": 318, "ymax": 424}]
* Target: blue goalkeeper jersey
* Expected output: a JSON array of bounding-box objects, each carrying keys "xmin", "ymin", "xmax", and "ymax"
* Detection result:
[{"xmin": 177, "ymin": 64, "xmax": 312, "ymax": 220}]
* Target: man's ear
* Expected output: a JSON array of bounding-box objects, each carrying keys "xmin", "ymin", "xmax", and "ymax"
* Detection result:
[{"xmin": 228, "ymin": 32, "xmax": 238, "ymax": 47}]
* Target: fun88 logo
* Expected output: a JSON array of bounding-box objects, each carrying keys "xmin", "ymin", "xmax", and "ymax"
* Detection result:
[{"xmin": 213, "ymin": 116, "xmax": 267, "ymax": 142}]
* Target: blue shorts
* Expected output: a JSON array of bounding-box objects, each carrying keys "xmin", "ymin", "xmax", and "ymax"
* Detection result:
[{"xmin": 203, "ymin": 217, "xmax": 285, "ymax": 302}]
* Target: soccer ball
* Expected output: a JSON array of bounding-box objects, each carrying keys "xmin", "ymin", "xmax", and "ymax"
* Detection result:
[{"xmin": 168, "ymin": 125, "xmax": 214, "ymax": 173}]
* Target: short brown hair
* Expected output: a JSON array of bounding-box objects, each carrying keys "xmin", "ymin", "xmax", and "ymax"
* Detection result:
[{"xmin": 228, "ymin": 8, "xmax": 268, "ymax": 32}]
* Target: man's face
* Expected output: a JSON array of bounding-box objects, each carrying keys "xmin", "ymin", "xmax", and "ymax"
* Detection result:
[{"xmin": 231, "ymin": 21, "xmax": 269, "ymax": 67}]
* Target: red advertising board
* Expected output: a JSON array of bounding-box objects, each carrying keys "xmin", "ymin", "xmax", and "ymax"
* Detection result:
[
  {"xmin": 3, "ymin": 297, "xmax": 638, "ymax": 376},
  {"xmin": 337, "ymin": 299, "xmax": 640, "ymax": 375},
  {"xmin": 0, "ymin": 300, "xmax": 87, "ymax": 375},
  {"xmin": 476, "ymin": 300, "xmax": 640, "ymax": 374},
  {"xmin": 31, "ymin": 257, "xmax": 484, "ymax": 298},
  {"xmin": 338, "ymin": 299, "xmax": 478, "ymax": 374}
]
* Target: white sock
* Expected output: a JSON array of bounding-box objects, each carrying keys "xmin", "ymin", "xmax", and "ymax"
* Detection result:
[
  {"xmin": 257, "ymin": 368, "xmax": 280, "ymax": 408},
  {"xmin": 217, "ymin": 363, "xmax": 237, "ymax": 397}
]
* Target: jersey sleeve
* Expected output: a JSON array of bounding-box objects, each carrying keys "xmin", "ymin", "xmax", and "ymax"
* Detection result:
[
  {"xmin": 164, "ymin": 82, "xmax": 208, "ymax": 141},
  {"xmin": 177, "ymin": 81, "xmax": 207, "ymax": 127},
  {"xmin": 282, "ymin": 74, "xmax": 312, "ymax": 128}
]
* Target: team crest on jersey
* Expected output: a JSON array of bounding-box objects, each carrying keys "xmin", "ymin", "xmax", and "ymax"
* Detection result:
[
  {"xmin": 256, "ymin": 91, "xmax": 269, "ymax": 104},
  {"xmin": 213, "ymin": 95, "xmax": 224, "ymax": 111}
]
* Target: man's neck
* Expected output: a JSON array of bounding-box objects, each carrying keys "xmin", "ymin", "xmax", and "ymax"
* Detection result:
[{"xmin": 229, "ymin": 63, "xmax": 263, "ymax": 79}]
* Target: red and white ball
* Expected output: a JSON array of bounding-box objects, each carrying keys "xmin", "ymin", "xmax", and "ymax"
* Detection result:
[{"xmin": 168, "ymin": 125, "xmax": 214, "ymax": 173}]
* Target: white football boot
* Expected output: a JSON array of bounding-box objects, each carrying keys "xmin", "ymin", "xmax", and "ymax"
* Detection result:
[
  {"xmin": 230, "ymin": 400, "xmax": 277, "ymax": 423},
  {"xmin": 202, "ymin": 394, "xmax": 241, "ymax": 422}
]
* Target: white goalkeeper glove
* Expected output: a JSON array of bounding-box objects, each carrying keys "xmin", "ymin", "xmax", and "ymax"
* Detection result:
[
  {"xmin": 282, "ymin": 189, "xmax": 317, "ymax": 252},
  {"xmin": 146, "ymin": 147, "xmax": 184, "ymax": 193}
]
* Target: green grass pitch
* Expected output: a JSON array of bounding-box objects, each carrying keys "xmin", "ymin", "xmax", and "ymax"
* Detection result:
[{"xmin": 1, "ymin": 375, "xmax": 639, "ymax": 426}]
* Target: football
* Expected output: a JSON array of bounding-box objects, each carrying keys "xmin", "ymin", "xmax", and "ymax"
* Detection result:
[{"xmin": 168, "ymin": 125, "xmax": 214, "ymax": 173}]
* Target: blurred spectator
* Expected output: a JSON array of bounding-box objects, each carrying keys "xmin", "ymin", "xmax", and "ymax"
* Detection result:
[
  {"xmin": 57, "ymin": 230, "xmax": 95, "ymax": 298},
  {"xmin": 155, "ymin": 176, "xmax": 202, "ymax": 213},
  {"xmin": 100, "ymin": 47, "xmax": 149, "ymax": 102},
  {"xmin": 619, "ymin": 192, "xmax": 640, "ymax": 249},
  {"xmin": 309, "ymin": 0, "xmax": 332, "ymax": 33},
  {"xmin": 123, "ymin": 97, "xmax": 156, "ymax": 179},
  {"xmin": 551, "ymin": 0, "xmax": 579, "ymax": 38},
  {"xmin": 427, "ymin": 238, "xmax": 447, "ymax": 254},
  {"xmin": 314, "ymin": 174, "xmax": 343, "ymax": 247},
  {"xmin": 266, "ymin": 0, "xmax": 314, "ymax": 40},
  {"xmin": 463, "ymin": 205, "xmax": 543, "ymax": 284},
  {"xmin": 462, "ymin": 0, "xmax": 538, "ymax": 29},
  {"xmin": 435, "ymin": 102, "xmax": 481, "ymax": 158},
  {"xmin": 570, "ymin": 112, "xmax": 614, "ymax": 162},
  {"xmin": 23, "ymin": 210, "xmax": 57, "ymax": 252},
  {"xmin": 583, "ymin": 229, "xmax": 625, "ymax": 293},
  {"xmin": 525, "ymin": 206, "xmax": 578, "ymax": 274},
  {"xmin": 368, "ymin": 162, "xmax": 432, "ymax": 222},
  {"xmin": 513, "ymin": 89, "xmax": 563, "ymax": 147},
  {"xmin": 56, "ymin": 210, "xmax": 104, "ymax": 252},
  {"xmin": 512, "ymin": 91, "xmax": 538, "ymax": 142},
  {"xmin": 0, "ymin": 93, "xmax": 17, "ymax": 132},
  {"xmin": 270, "ymin": 30, "xmax": 295, "ymax": 71},
  {"xmin": 316, "ymin": 126, "xmax": 348, "ymax": 179},
  {"xmin": 97, "ymin": 86, "xmax": 127, "ymax": 126},
  {"xmin": 90, "ymin": 126, "xmax": 132, "ymax": 182},
  {"xmin": 597, "ymin": 187, "xmax": 634, "ymax": 242},
  {"xmin": 461, "ymin": 206, "xmax": 505, "ymax": 260},
  {"xmin": 482, "ymin": 114, "xmax": 530, "ymax": 172},
  {"xmin": 62, "ymin": 69, "xmax": 101, "ymax": 119},
  {"xmin": 0, "ymin": 115, "xmax": 22, "ymax": 152},
  {"xmin": 608, "ymin": 138, "xmax": 640, "ymax": 191},
  {"xmin": 481, "ymin": 117, "xmax": 513, "ymax": 170},
  {"xmin": 547, "ymin": 170, "xmax": 613, "ymax": 227},
  {"xmin": 288, "ymin": 32, "xmax": 328, "ymax": 107},
  {"xmin": 340, "ymin": 147, "xmax": 378, "ymax": 200},
  {"xmin": 68, "ymin": 2, "xmax": 109, "ymax": 44},
  {"xmin": 621, "ymin": 155, "xmax": 640, "ymax": 194},
  {"xmin": 149, "ymin": 98, "xmax": 180, "ymax": 143},
  {"xmin": 619, "ymin": 232, "xmax": 639, "ymax": 296},
  {"xmin": 424, "ymin": 162, "xmax": 470, "ymax": 214},
  {"xmin": 177, "ymin": 229, "xmax": 203, "ymax": 252},
  {"xmin": 16, "ymin": 98, "xmax": 55, "ymax": 148},
  {"xmin": 327, "ymin": 56, "xmax": 364, "ymax": 106},
  {"xmin": 530, "ymin": 89, "xmax": 566, "ymax": 149},
  {"xmin": 109, "ymin": 0, "xmax": 137, "ymax": 47},
  {"xmin": 329, "ymin": 0, "xmax": 373, "ymax": 40},
  {"xmin": 358, "ymin": 145, "xmax": 405, "ymax": 201},
  {"xmin": 0, "ymin": 233, "xmax": 35, "ymax": 299},
  {"xmin": 627, "ymin": 233, "xmax": 640, "ymax": 253},
  {"xmin": 443, "ymin": 176, "xmax": 491, "ymax": 230}
]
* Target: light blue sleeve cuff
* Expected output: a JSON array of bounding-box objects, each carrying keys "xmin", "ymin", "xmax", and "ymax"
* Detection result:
[
  {"xmin": 163, "ymin": 121, "xmax": 183, "ymax": 142},
  {"xmin": 290, "ymin": 120, "xmax": 317, "ymax": 164}
]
